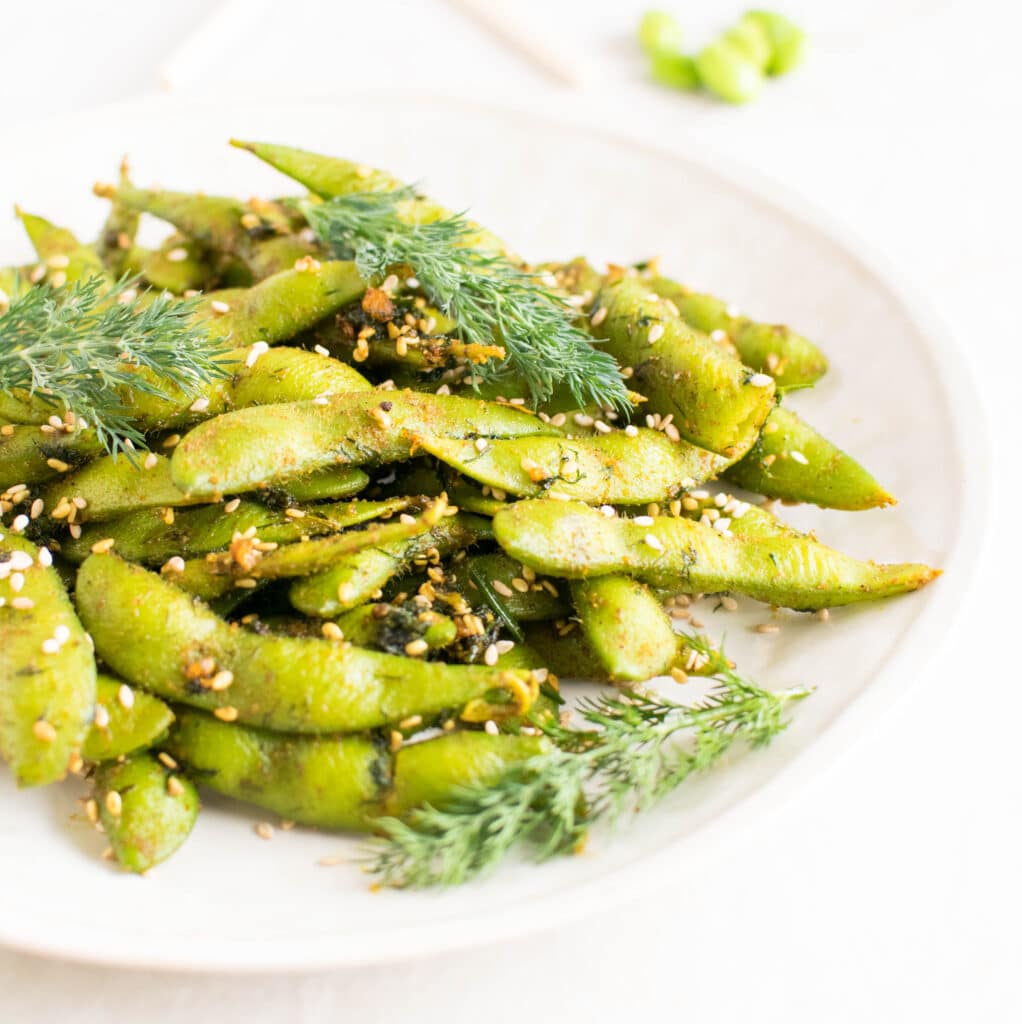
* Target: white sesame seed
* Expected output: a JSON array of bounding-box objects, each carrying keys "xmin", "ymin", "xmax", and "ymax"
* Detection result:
[
  {"xmin": 755, "ymin": 623, "xmax": 780, "ymax": 634},
  {"xmin": 69, "ymin": 524, "xmax": 82, "ymax": 539},
  {"xmin": 117, "ymin": 684, "xmax": 135, "ymax": 709},
  {"xmin": 94, "ymin": 704, "xmax": 110, "ymax": 728},
  {"xmin": 710, "ymin": 328, "xmax": 729, "ymax": 343},
  {"xmin": 254, "ymin": 822, "xmax": 274, "ymax": 840},
  {"xmin": 474, "ymin": 437, "xmax": 488, "ymax": 452},
  {"xmin": 721, "ymin": 596, "xmax": 739, "ymax": 611},
  {"xmin": 491, "ymin": 579, "xmax": 514, "ymax": 598},
  {"xmin": 41, "ymin": 638, "xmax": 61, "ymax": 654},
  {"xmin": 224, "ymin": 498, "xmax": 241, "ymax": 513},
  {"xmin": 573, "ymin": 413, "xmax": 594, "ymax": 427},
  {"xmin": 747, "ymin": 373, "xmax": 773, "ymax": 387},
  {"xmin": 816, "ymin": 608, "xmax": 830, "ymax": 622},
  {"xmin": 189, "ymin": 397, "xmax": 210, "ymax": 413},
  {"xmin": 590, "ymin": 306, "xmax": 607, "ymax": 327},
  {"xmin": 162, "ymin": 556, "xmax": 186, "ymax": 575},
  {"xmin": 54, "ymin": 624, "xmax": 70, "ymax": 644},
  {"xmin": 37, "ymin": 547, "xmax": 53, "ymax": 567},
  {"xmin": 593, "ymin": 420, "xmax": 612, "ymax": 434},
  {"xmin": 9, "ymin": 572, "xmax": 24, "ymax": 592},
  {"xmin": 166, "ymin": 247, "xmax": 189, "ymax": 263},
  {"xmin": 210, "ymin": 300, "xmax": 230, "ymax": 315},
  {"xmin": 245, "ymin": 341, "xmax": 269, "ymax": 368},
  {"xmin": 690, "ymin": 490, "xmax": 710, "ymax": 500},
  {"xmin": 633, "ymin": 515, "xmax": 654, "ymax": 526},
  {"xmin": 10, "ymin": 596, "xmax": 34, "ymax": 610},
  {"xmin": 644, "ymin": 533, "xmax": 664, "ymax": 552},
  {"xmin": 647, "ymin": 323, "xmax": 664, "ymax": 344},
  {"xmin": 314, "ymin": 344, "xmax": 330, "ymax": 357},
  {"xmin": 9, "ymin": 550, "xmax": 33, "ymax": 571},
  {"xmin": 484, "ymin": 644, "xmax": 499, "ymax": 666},
  {"xmin": 599, "ymin": 505, "xmax": 616, "ymax": 517},
  {"xmin": 495, "ymin": 640, "xmax": 515, "ymax": 655},
  {"xmin": 484, "ymin": 720, "xmax": 499, "ymax": 736},
  {"xmin": 790, "ymin": 450, "xmax": 809, "ymax": 465},
  {"xmin": 624, "ymin": 424, "xmax": 639, "ymax": 437},
  {"xmin": 11, "ymin": 514, "xmax": 28, "ymax": 533}
]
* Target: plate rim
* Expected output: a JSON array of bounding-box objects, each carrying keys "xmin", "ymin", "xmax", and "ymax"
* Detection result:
[{"xmin": 0, "ymin": 90, "xmax": 991, "ymax": 973}]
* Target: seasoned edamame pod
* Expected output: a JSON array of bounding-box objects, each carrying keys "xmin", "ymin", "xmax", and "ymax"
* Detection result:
[
  {"xmin": 94, "ymin": 754, "xmax": 198, "ymax": 873},
  {"xmin": 0, "ymin": 422, "xmax": 103, "ymax": 489},
  {"xmin": 81, "ymin": 675, "xmax": 174, "ymax": 763},
  {"xmin": 649, "ymin": 276, "xmax": 828, "ymax": 388},
  {"xmin": 589, "ymin": 274, "xmax": 775, "ymax": 457},
  {"xmin": 0, "ymin": 535, "xmax": 96, "ymax": 786},
  {"xmin": 463, "ymin": 551, "xmax": 570, "ymax": 621},
  {"xmin": 41, "ymin": 452, "xmax": 209, "ymax": 523},
  {"xmin": 288, "ymin": 512, "xmax": 490, "ymax": 617},
  {"xmin": 170, "ymin": 390, "xmax": 557, "ymax": 497},
  {"xmin": 278, "ymin": 465, "xmax": 368, "ymax": 502},
  {"xmin": 570, "ymin": 575, "xmax": 678, "ymax": 682},
  {"xmin": 724, "ymin": 406, "xmax": 893, "ymax": 510},
  {"xmin": 493, "ymin": 499, "xmax": 938, "ymax": 610},
  {"xmin": 421, "ymin": 429, "xmax": 729, "ymax": 505},
  {"xmin": 60, "ymin": 496, "xmax": 410, "ymax": 564},
  {"xmin": 76, "ymin": 553, "xmax": 536, "ymax": 733},
  {"xmin": 17, "ymin": 210, "xmax": 107, "ymax": 287}
]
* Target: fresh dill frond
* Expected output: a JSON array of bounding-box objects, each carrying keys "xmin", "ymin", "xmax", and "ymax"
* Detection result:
[
  {"xmin": 303, "ymin": 189, "xmax": 630, "ymax": 412},
  {"xmin": 0, "ymin": 275, "xmax": 227, "ymax": 458},
  {"xmin": 365, "ymin": 636, "xmax": 810, "ymax": 888}
]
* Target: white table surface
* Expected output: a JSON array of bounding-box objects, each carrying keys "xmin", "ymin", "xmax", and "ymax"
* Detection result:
[{"xmin": 1, "ymin": 1, "xmax": 1019, "ymax": 1020}]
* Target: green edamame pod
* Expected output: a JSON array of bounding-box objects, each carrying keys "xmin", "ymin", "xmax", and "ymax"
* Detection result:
[
  {"xmin": 0, "ymin": 423, "xmax": 103, "ymax": 488},
  {"xmin": 288, "ymin": 512, "xmax": 490, "ymax": 617},
  {"xmin": 694, "ymin": 40, "xmax": 765, "ymax": 104},
  {"xmin": 41, "ymin": 453, "xmax": 209, "ymax": 523},
  {"xmin": 387, "ymin": 731, "xmax": 550, "ymax": 816},
  {"xmin": 462, "ymin": 551, "xmax": 569, "ymax": 621},
  {"xmin": 81, "ymin": 675, "xmax": 174, "ymax": 763},
  {"xmin": 650, "ymin": 277, "xmax": 828, "ymax": 388},
  {"xmin": 171, "ymin": 390, "xmax": 557, "ymax": 497},
  {"xmin": 0, "ymin": 535, "xmax": 96, "ymax": 786},
  {"xmin": 96, "ymin": 162, "xmax": 139, "ymax": 278},
  {"xmin": 277, "ymin": 465, "xmax": 368, "ymax": 502},
  {"xmin": 724, "ymin": 406, "xmax": 894, "ymax": 510},
  {"xmin": 334, "ymin": 603, "xmax": 458, "ymax": 654},
  {"xmin": 94, "ymin": 754, "xmax": 198, "ymax": 873},
  {"xmin": 590, "ymin": 274, "xmax": 775, "ymax": 457},
  {"xmin": 60, "ymin": 496, "xmax": 411, "ymax": 565},
  {"xmin": 570, "ymin": 575, "xmax": 677, "ymax": 682},
  {"xmin": 18, "ymin": 210, "xmax": 107, "ymax": 287},
  {"xmin": 743, "ymin": 10, "xmax": 807, "ymax": 75},
  {"xmin": 76, "ymin": 553, "xmax": 537, "ymax": 733},
  {"xmin": 124, "ymin": 237, "xmax": 211, "ymax": 295},
  {"xmin": 164, "ymin": 709, "xmax": 380, "ymax": 829},
  {"xmin": 421, "ymin": 428, "xmax": 729, "ymax": 505},
  {"xmin": 493, "ymin": 499, "xmax": 938, "ymax": 610},
  {"xmin": 723, "ymin": 19, "xmax": 772, "ymax": 69}
]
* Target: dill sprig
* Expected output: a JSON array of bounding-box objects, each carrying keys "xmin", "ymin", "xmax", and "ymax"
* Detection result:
[
  {"xmin": 366, "ymin": 637, "xmax": 810, "ymax": 888},
  {"xmin": 303, "ymin": 190, "xmax": 629, "ymax": 412},
  {"xmin": 0, "ymin": 276, "xmax": 226, "ymax": 458}
]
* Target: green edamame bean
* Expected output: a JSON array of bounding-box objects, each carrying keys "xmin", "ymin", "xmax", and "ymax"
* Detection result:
[
  {"xmin": 638, "ymin": 10, "xmax": 684, "ymax": 57},
  {"xmin": 421, "ymin": 428, "xmax": 729, "ymax": 505},
  {"xmin": 649, "ymin": 276, "xmax": 829, "ymax": 388},
  {"xmin": 724, "ymin": 406, "xmax": 894, "ymax": 510},
  {"xmin": 94, "ymin": 754, "xmax": 198, "ymax": 873},
  {"xmin": 493, "ymin": 499, "xmax": 938, "ymax": 610},
  {"xmin": 170, "ymin": 390, "xmax": 557, "ymax": 497},
  {"xmin": 743, "ymin": 10, "xmax": 807, "ymax": 75},
  {"xmin": 462, "ymin": 552, "xmax": 569, "ymax": 621},
  {"xmin": 695, "ymin": 40, "xmax": 765, "ymax": 104},
  {"xmin": 81, "ymin": 675, "xmax": 174, "ymax": 763},
  {"xmin": 589, "ymin": 274, "xmax": 775, "ymax": 457},
  {"xmin": 288, "ymin": 512, "xmax": 490, "ymax": 617},
  {"xmin": 570, "ymin": 575, "xmax": 677, "ymax": 682},
  {"xmin": 0, "ymin": 535, "xmax": 96, "ymax": 786},
  {"xmin": 76, "ymin": 552, "xmax": 537, "ymax": 733},
  {"xmin": 61, "ymin": 496, "xmax": 410, "ymax": 565}
]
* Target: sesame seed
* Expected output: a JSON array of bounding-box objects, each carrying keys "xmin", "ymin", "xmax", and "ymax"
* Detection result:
[
  {"xmin": 754, "ymin": 623, "xmax": 780, "ymax": 634},
  {"xmin": 46, "ymin": 457, "xmax": 70, "ymax": 473},
  {"xmin": 484, "ymin": 644, "xmax": 499, "ymax": 666},
  {"xmin": 10, "ymin": 596, "xmax": 34, "ymax": 610},
  {"xmin": 214, "ymin": 706, "xmax": 239, "ymax": 722},
  {"xmin": 491, "ymin": 579, "xmax": 514, "ymax": 598},
  {"xmin": 511, "ymin": 577, "xmax": 529, "ymax": 593},
  {"xmin": 404, "ymin": 638, "xmax": 429, "ymax": 657},
  {"xmin": 158, "ymin": 752, "xmax": 178, "ymax": 770},
  {"xmin": 162, "ymin": 556, "xmax": 185, "ymax": 575},
  {"xmin": 474, "ymin": 437, "xmax": 489, "ymax": 452},
  {"xmin": 104, "ymin": 791, "xmax": 122, "ymax": 817},
  {"xmin": 670, "ymin": 667, "xmax": 688, "ymax": 684},
  {"xmin": 209, "ymin": 670, "xmax": 234, "ymax": 691},
  {"xmin": 49, "ymin": 271, "xmax": 67, "ymax": 288},
  {"xmin": 573, "ymin": 413, "xmax": 594, "ymax": 428},
  {"xmin": 624, "ymin": 424, "xmax": 639, "ymax": 437},
  {"xmin": 644, "ymin": 533, "xmax": 664, "ymax": 552},
  {"xmin": 9, "ymin": 550, "xmax": 32, "ymax": 571},
  {"xmin": 314, "ymin": 344, "xmax": 330, "ymax": 357},
  {"xmin": 285, "ymin": 508, "xmax": 306, "ymax": 519},
  {"xmin": 94, "ymin": 704, "xmax": 110, "ymax": 728},
  {"xmin": 90, "ymin": 537, "xmax": 115, "ymax": 554},
  {"xmin": 633, "ymin": 515, "xmax": 654, "ymax": 526},
  {"xmin": 210, "ymin": 300, "xmax": 230, "ymax": 315},
  {"xmin": 166, "ymin": 776, "xmax": 185, "ymax": 797},
  {"xmin": 398, "ymin": 715, "xmax": 423, "ymax": 731},
  {"xmin": 0, "ymin": 424, "xmax": 13, "ymax": 436},
  {"xmin": 721, "ymin": 596, "xmax": 739, "ymax": 611},
  {"xmin": 710, "ymin": 328, "xmax": 729, "ymax": 343},
  {"xmin": 484, "ymin": 720, "xmax": 499, "ymax": 736},
  {"xmin": 713, "ymin": 517, "xmax": 732, "ymax": 533},
  {"xmin": 161, "ymin": 434, "xmax": 181, "ymax": 448},
  {"xmin": 594, "ymin": 420, "xmax": 612, "ymax": 434},
  {"xmin": 32, "ymin": 719, "xmax": 56, "ymax": 743},
  {"xmin": 590, "ymin": 306, "xmax": 607, "ymax": 326},
  {"xmin": 254, "ymin": 822, "xmax": 274, "ymax": 840},
  {"xmin": 54, "ymin": 624, "xmax": 71, "ymax": 645},
  {"xmin": 189, "ymin": 397, "xmax": 210, "ymax": 413},
  {"xmin": 41, "ymin": 637, "xmax": 61, "ymax": 654},
  {"xmin": 224, "ymin": 498, "xmax": 241, "ymax": 513},
  {"xmin": 85, "ymin": 798, "xmax": 99, "ymax": 824},
  {"xmin": 166, "ymin": 247, "xmax": 188, "ymax": 263},
  {"xmin": 598, "ymin": 505, "xmax": 616, "ymax": 517},
  {"xmin": 245, "ymin": 341, "xmax": 270, "ymax": 368},
  {"xmin": 321, "ymin": 622, "xmax": 344, "ymax": 641},
  {"xmin": 647, "ymin": 323, "xmax": 664, "ymax": 344},
  {"xmin": 747, "ymin": 373, "xmax": 773, "ymax": 387},
  {"xmin": 816, "ymin": 608, "xmax": 830, "ymax": 622},
  {"xmin": 790, "ymin": 450, "xmax": 809, "ymax": 465}
]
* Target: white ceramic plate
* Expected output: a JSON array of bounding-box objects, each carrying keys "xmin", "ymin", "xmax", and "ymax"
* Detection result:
[{"xmin": 0, "ymin": 94, "xmax": 985, "ymax": 972}]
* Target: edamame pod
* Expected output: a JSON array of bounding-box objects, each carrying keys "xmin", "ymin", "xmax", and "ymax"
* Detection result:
[
  {"xmin": 0, "ymin": 535, "xmax": 96, "ymax": 786},
  {"xmin": 94, "ymin": 754, "xmax": 198, "ymax": 873},
  {"xmin": 650, "ymin": 276, "xmax": 828, "ymax": 388},
  {"xmin": 724, "ymin": 406, "xmax": 894, "ymax": 510},
  {"xmin": 590, "ymin": 274, "xmax": 775, "ymax": 457},
  {"xmin": 124, "ymin": 237, "xmax": 211, "ymax": 295},
  {"xmin": 60, "ymin": 496, "xmax": 410, "ymax": 564},
  {"xmin": 421, "ymin": 428, "xmax": 729, "ymax": 505},
  {"xmin": 288, "ymin": 512, "xmax": 490, "ymax": 617},
  {"xmin": 76, "ymin": 553, "xmax": 536, "ymax": 732},
  {"xmin": 277, "ymin": 465, "xmax": 368, "ymax": 503},
  {"xmin": 743, "ymin": 10, "xmax": 808, "ymax": 75},
  {"xmin": 570, "ymin": 575, "xmax": 678, "ymax": 682},
  {"xmin": 96, "ymin": 162, "xmax": 139, "ymax": 278},
  {"xmin": 170, "ymin": 390, "xmax": 557, "ymax": 497},
  {"xmin": 81, "ymin": 675, "xmax": 174, "ymax": 763},
  {"xmin": 463, "ymin": 551, "xmax": 570, "ymax": 621},
  {"xmin": 493, "ymin": 499, "xmax": 938, "ymax": 610},
  {"xmin": 18, "ymin": 210, "xmax": 107, "ymax": 287}
]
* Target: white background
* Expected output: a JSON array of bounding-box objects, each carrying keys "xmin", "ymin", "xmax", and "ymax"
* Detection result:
[{"xmin": 1, "ymin": 1, "xmax": 1019, "ymax": 1020}]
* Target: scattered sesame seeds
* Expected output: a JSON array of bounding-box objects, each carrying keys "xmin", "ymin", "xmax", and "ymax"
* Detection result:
[
  {"xmin": 284, "ymin": 508, "xmax": 306, "ymax": 519},
  {"xmin": 321, "ymin": 621, "xmax": 344, "ymax": 641},
  {"xmin": 510, "ymin": 577, "xmax": 529, "ymax": 593},
  {"xmin": 223, "ymin": 497, "xmax": 241, "ymax": 514},
  {"xmin": 484, "ymin": 643, "xmax": 499, "ymax": 666},
  {"xmin": 161, "ymin": 434, "xmax": 181, "ymax": 449},
  {"xmin": 41, "ymin": 637, "xmax": 61, "ymax": 655},
  {"xmin": 189, "ymin": 396, "xmax": 210, "ymax": 414},
  {"xmin": 573, "ymin": 413, "xmax": 594, "ymax": 428},
  {"xmin": 162, "ymin": 556, "xmax": 185, "ymax": 575},
  {"xmin": 0, "ymin": 424, "xmax": 13, "ymax": 436},
  {"xmin": 32, "ymin": 719, "xmax": 56, "ymax": 743},
  {"xmin": 45, "ymin": 457, "xmax": 70, "ymax": 473},
  {"xmin": 158, "ymin": 752, "xmax": 178, "ymax": 770},
  {"xmin": 474, "ymin": 437, "xmax": 489, "ymax": 452},
  {"xmin": 8, "ymin": 550, "xmax": 32, "ymax": 571},
  {"xmin": 210, "ymin": 670, "xmax": 234, "ymax": 691},
  {"xmin": 647, "ymin": 323, "xmax": 664, "ymax": 344}
]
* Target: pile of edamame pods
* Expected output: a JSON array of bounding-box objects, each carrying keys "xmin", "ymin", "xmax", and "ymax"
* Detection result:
[{"xmin": 0, "ymin": 139, "xmax": 938, "ymax": 877}]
